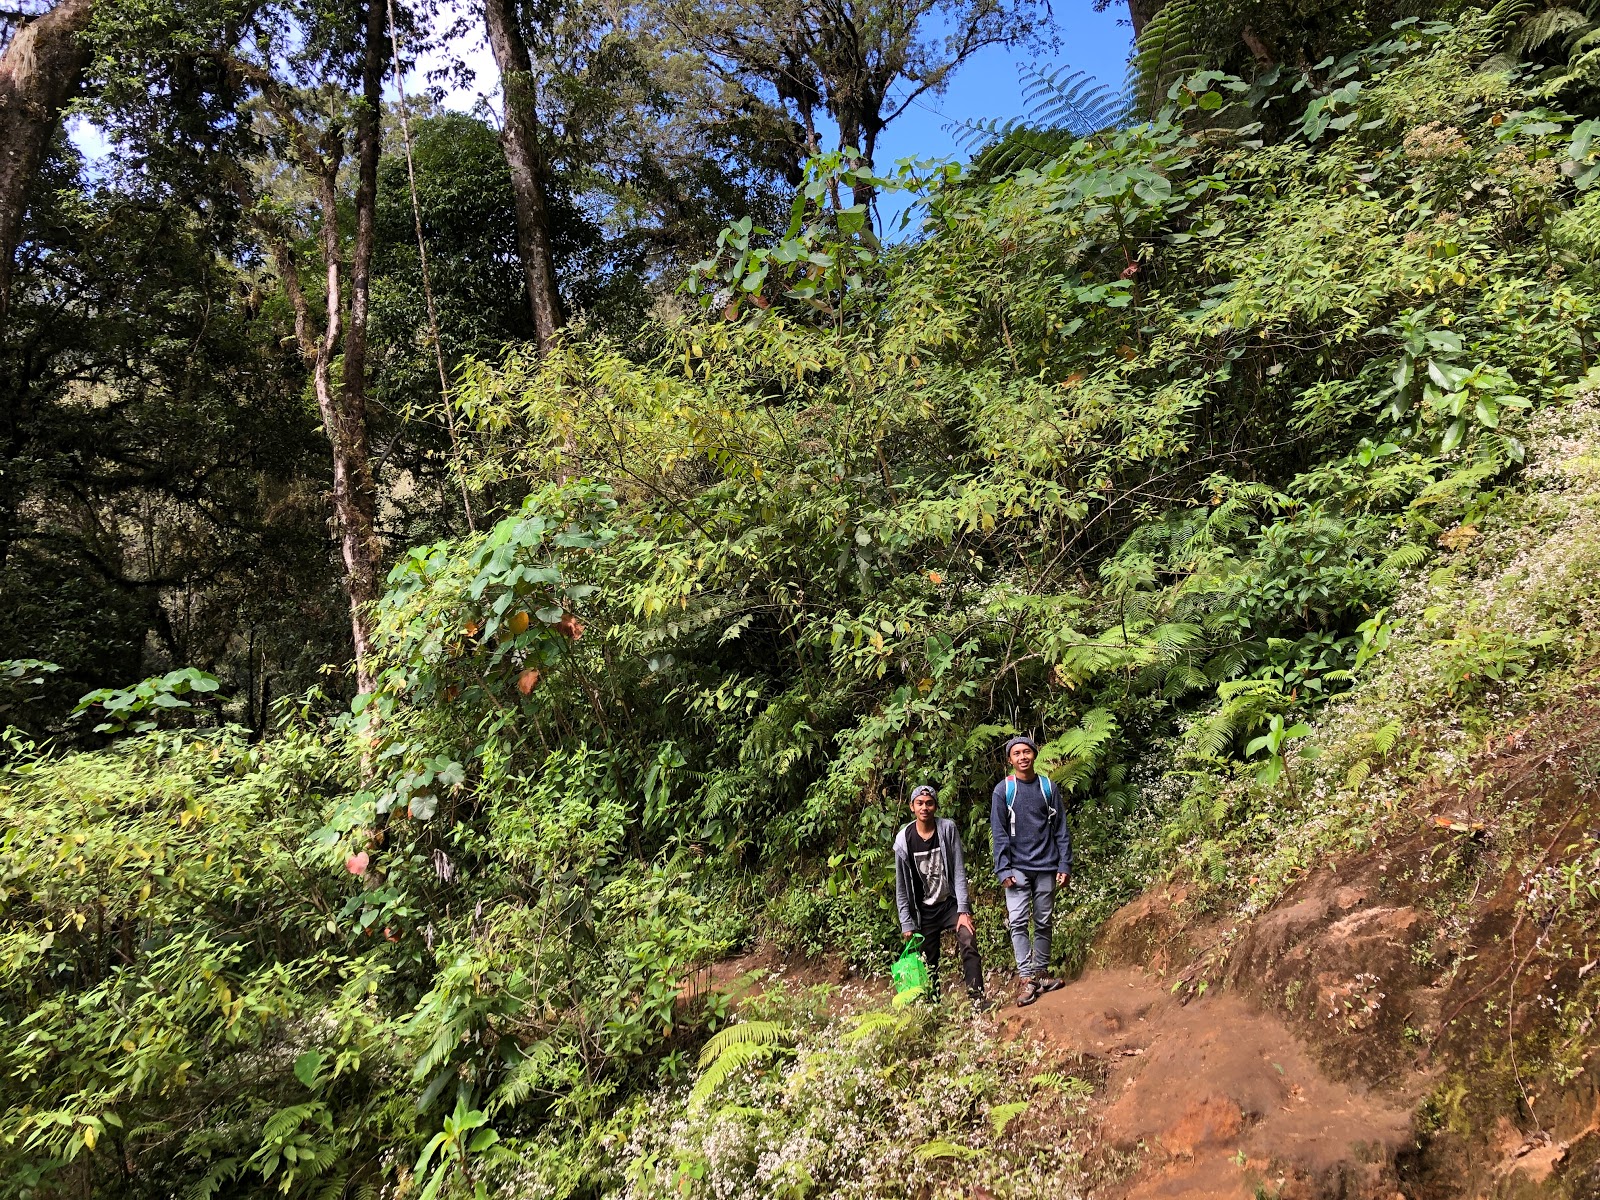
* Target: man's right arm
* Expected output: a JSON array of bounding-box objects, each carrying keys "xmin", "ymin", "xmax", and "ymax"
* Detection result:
[{"xmin": 893, "ymin": 847, "xmax": 916, "ymax": 935}]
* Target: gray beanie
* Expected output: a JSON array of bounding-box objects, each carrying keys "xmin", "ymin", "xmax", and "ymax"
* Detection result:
[
  {"xmin": 1002, "ymin": 735, "xmax": 1038, "ymax": 756},
  {"xmin": 910, "ymin": 784, "xmax": 938, "ymax": 803}
]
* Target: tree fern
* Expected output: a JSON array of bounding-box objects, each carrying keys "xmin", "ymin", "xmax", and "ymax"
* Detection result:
[
  {"xmin": 1023, "ymin": 66, "xmax": 1132, "ymax": 135},
  {"xmin": 952, "ymin": 65, "xmax": 1130, "ymax": 178},
  {"xmin": 1130, "ymin": 0, "xmax": 1203, "ymax": 116}
]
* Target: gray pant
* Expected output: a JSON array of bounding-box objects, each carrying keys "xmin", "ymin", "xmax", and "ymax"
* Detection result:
[{"xmin": 1003, "ymin": 871, "xmax": 1057, "ymax": 977}]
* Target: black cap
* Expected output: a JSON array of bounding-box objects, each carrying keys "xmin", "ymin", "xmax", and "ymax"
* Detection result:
[
  {"xmin": 1003, "ymin": 735, "xmax": 1038, "ymax": 756},
  {"xmin": 910, "ymin": 784, "xmax": 937, "ymax": 803}
]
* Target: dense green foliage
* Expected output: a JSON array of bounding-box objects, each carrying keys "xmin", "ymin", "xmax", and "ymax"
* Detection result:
[{"xmin": 9, "ymin": 4, "xmax": 1600, "ymax": 1198}]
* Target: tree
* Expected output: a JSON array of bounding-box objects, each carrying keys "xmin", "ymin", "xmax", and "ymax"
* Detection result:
[
  {"xmin": 667, "ymin": 0, "xmax": 1051, "ymax": 208},
  {"xmin": 482, "ymin": 0, "xmax": 565, "ymax": 351},
  {"xmin": 0, "ymin": 0, "xmax": 96, "ymax": 331},
  {"xmin": 236, "ymin": 1, "xmax": 391, "ymax": 691}
]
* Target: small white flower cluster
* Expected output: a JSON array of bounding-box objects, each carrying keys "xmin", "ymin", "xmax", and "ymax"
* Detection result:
[{"xmin": 614, "ymin": 1005, "xmax": 1092, "ymax": 1200}]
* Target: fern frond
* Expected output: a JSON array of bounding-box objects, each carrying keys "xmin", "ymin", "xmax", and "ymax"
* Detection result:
[
  {"xmin": 688, "ymin": 1040, "xmax": 785, "ymax": 1109},
  {"xmin": 892, "ymin": 984, "xmax": 928, "ymax": 1007},
  {"xmin": 1030, "ymin": 1072, "xmax": 1095, "ymax": 1098},
  {"xmin": 1130, "ymin": 0, "xmax": 1203, "ymax": 116},
  {"xmin": 183, "ymin": 1157, "xmax": 243, "ymax": 1200},
  {"xmin": 1345, "ymin": 757, "xmax": 1372, "ymax": 791},
  {"xmin": 1370, "ymin": 719, "xmax": 1403, "ymax": 756},
  {"xmin": 697, "ymin": 1020, "xmax": 792, "ymax": 1068},
  {"xmin": 1038, "ymin": 707, "xmax": 1119, "ymax": 791},
  {"xmin": 1487, "ymin": 0, "xmax": 1537, "ymax": 37},
  {"xmin": 1381, "ymin": 542, "xmax": 1431, "ymax": 573},
  {"xmin": 1022, "ymin": 66, "xmax": 1131, "ymax": 135},
  {"xmin": 989, "ymin": 1100, "xmax": 1030, "ymax": 1137},
  {"xmin": 1514, "ymin": 7, "xmax": 1591, "ymax": 55},
  {"xmin": 843, "ymin": 1010, "xmax": 912, "ymax": 1042}
]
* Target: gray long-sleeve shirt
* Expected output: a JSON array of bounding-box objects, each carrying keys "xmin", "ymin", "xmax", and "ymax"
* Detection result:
[
  {"xmin": 892, "ymin": 816, "xmax": 972, "ymax": 934},
  {"xmin": 990, "ymin": 774, "xmax": 1072, "ymax": 884}
]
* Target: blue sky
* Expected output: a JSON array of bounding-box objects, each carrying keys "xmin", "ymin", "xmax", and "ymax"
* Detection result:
[
  {"xmin": 72, "ymin": 0, "xmax": 1135, "ymax": 219},
  {"xmin": 873, "ymin": 3, "xmax": 1134, "ymax": 170}
]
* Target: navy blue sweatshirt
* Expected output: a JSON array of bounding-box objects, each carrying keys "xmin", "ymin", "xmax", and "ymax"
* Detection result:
[{"xmin": 990, "ymin": 774, "xmax": 1072, "ymax": 883}]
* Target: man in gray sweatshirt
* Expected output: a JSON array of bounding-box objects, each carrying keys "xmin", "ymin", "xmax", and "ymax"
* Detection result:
[
  {"xmin": 990, "ymin": 735, "xmax": 1071, "ymax": 1006},
  {"xmin": 893, "ymin": 784, "xmax": 986, "ymax": 1002}
]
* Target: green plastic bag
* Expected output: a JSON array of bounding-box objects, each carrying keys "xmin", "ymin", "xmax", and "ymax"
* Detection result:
[{"xmin": 890, "ymin": 933, "xmax": 930, "ymax": 1001}]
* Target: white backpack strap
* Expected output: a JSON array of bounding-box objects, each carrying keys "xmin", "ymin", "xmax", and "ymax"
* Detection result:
[{"xmin": 1005, "ymin": 775, "xmax": 1017, "ymax": 836}]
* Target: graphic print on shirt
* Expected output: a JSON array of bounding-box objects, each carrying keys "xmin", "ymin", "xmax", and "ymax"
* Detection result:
[{"xmin": 914, "ymin": 841, "xmax": 948, "ymax": 906}]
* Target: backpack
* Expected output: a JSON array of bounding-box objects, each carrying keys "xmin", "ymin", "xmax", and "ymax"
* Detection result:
[{"xmin": 1003, "ymin": 774, "xmax": 1056, "ymax": 837}]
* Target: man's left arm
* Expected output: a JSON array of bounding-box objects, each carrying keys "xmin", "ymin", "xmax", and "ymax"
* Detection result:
[{"xmin": 1054, "ymin": 789, "xmax": 1073, "ymax": 885}]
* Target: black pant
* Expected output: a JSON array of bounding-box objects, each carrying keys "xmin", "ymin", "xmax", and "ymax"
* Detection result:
[{"xmin": 917, "ymin": 909, "xmax": 985, "ymax": 997}]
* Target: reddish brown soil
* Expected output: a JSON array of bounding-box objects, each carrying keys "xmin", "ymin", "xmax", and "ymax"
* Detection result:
[
  {"xmin": 1010, "ymin": 968, "xmax": 1413, "ymax": 1200},
  {"xmin": 681, "ymin": 943, "xmax": 880, "ymax": 1017}
]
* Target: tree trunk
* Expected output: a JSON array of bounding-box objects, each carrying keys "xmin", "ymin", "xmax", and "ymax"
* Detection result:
[
  {"xmin": 257, "ymin": 129, "xmax": 383, "ymax": 692},
  {"xmin": 332, "ymin": 0, "xmax": 387, "ymax": 693},
  {"xmin": 343, "ymin": 0, "xmax": 385, "ymax": 418},
  {"xmin": 482, "ymin": 0, "xmax": 563, "ymax": 353},
  {"xmin": 0, "ymin": 0, "xmax": 96, "ymax": 332},
  {"xmin": 1128, "ymin": 0, "xmax": 1156, "ymax": 38}
]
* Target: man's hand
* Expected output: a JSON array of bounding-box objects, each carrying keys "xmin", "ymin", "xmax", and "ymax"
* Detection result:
[
  {"xmin": 1056, "ymin": 872, "xmax": 1071, "ymax": 888},
  {"xmin": 955, "ymin": 912, "xmax": 974, "ymax": 935},
  {"xmin": 1001, "ymin": 875, "xmax": 1017, "ymax": 888},
  {"xmin": 902, "ymin": 929, "xmax": 914, "ymax": 940}
]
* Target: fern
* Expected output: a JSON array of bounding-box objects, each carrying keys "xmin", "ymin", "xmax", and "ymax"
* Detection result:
[
  {"xmin": 989, "ymin": 1100, "xmax": 1030, "ymax": 1136},
  {"xmin": 714, "ymin": 1104, "xmax": 769, "ymax": 1122},
  {"xmin": 183, "ymin": 1158, "xmax": 243, "ymax": 1200},
  {"xmin": 1130, "ymin": 0, "xmax": 1202, "ymax": 116},
  {"xmin": 1370, "ymin": 719, "xmax": 1403, "ymax": 756},
  {"xmin": 1030, "ymin": 1071, "xmax": 1095, "ymax": 1099},
  {"xmin": 843, "ymin": 1010, "xmax": 911, "ymax": 1042},
  {"xmin": 688, "ymin": 1040, "xmax": 784, "ymax": 1110},
  {"xmin": 892, "ymin": 983, "xmax": 928, "ymax": 1007},
  {"xmin": 1022, "ymin": 66, "xmax": 1131, "ymax": 135},
  {"xmin": 952, "ymin": 65, "xmax": 1130, "ymax": 178},
  {"xmin": 696, "ymin": 1020, "xmax": 792, "ymax": 1069},
  {"xmin": 1345, "ymin": 757, "xmax": 1372, "ymax": 791}
]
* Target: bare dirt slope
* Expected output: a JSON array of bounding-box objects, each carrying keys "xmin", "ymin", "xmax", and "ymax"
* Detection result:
[
  {"xmin": 1011, "ymin": 969, "xmax": 1414, "ymax": 1200},
  {"xmin": 1046, "ymin": 693, "xmax": 1600, "ymax": 1200}
]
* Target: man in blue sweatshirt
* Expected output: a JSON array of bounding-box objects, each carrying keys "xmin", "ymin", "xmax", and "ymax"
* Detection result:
[{"xmin": 990, "ymin": 735, "xmax": 1071, "ymax": 1006}]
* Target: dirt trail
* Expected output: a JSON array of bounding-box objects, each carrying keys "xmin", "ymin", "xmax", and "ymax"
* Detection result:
[{"xmin": 1009, "ymin": 968, "xmax": 1414, "ymax": 1200}]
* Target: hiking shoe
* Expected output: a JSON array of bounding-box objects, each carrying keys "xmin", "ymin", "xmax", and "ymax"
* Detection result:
[
  {"xmin": 969, "ymin": 992, "xmax": 999, "ymax": 1014},
  {"xmin": 1036, "ymin": 976, "xmax": 1066, "ymax": 993},
  {"xmin": 1015, "ymin": 977, "xmax": 1041, "ymax": 1007}
]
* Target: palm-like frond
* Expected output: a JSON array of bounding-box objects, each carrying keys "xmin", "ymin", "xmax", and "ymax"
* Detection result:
[
  {"xmin": 1130, "ymin": 0, "xmax": 1202, "ymax": 116},
  {"xmin": 1515, "ymin": 6, "xmax": 1591, "ymax": 55},
  {"xmin": 688, "ymin": 1039, "xmax": 787, "ymax": 1109},
  {"xmin": 696, "ymin": 1019, "xmax": 793, "ymax": 1068},
  {"xmin": 989, "ymin": 1100, "xmax": 1030, "ymax": 1136},
  {"xmin": 843, "ymin": 1009, "xmax": 913, "ymax": 1042},
  {"xmin": 1023, "ymin": 67, "xmax": 1132, "ymax": 135},
  {"xmin": 952, "ymin": 65, "xmax": 1130, "ymax": 179}
]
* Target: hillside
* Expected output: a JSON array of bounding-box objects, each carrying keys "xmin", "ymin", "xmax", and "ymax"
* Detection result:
[{"xmin": 7, "ymin": 8, "xmax": 1600, "ymax": 1199}]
